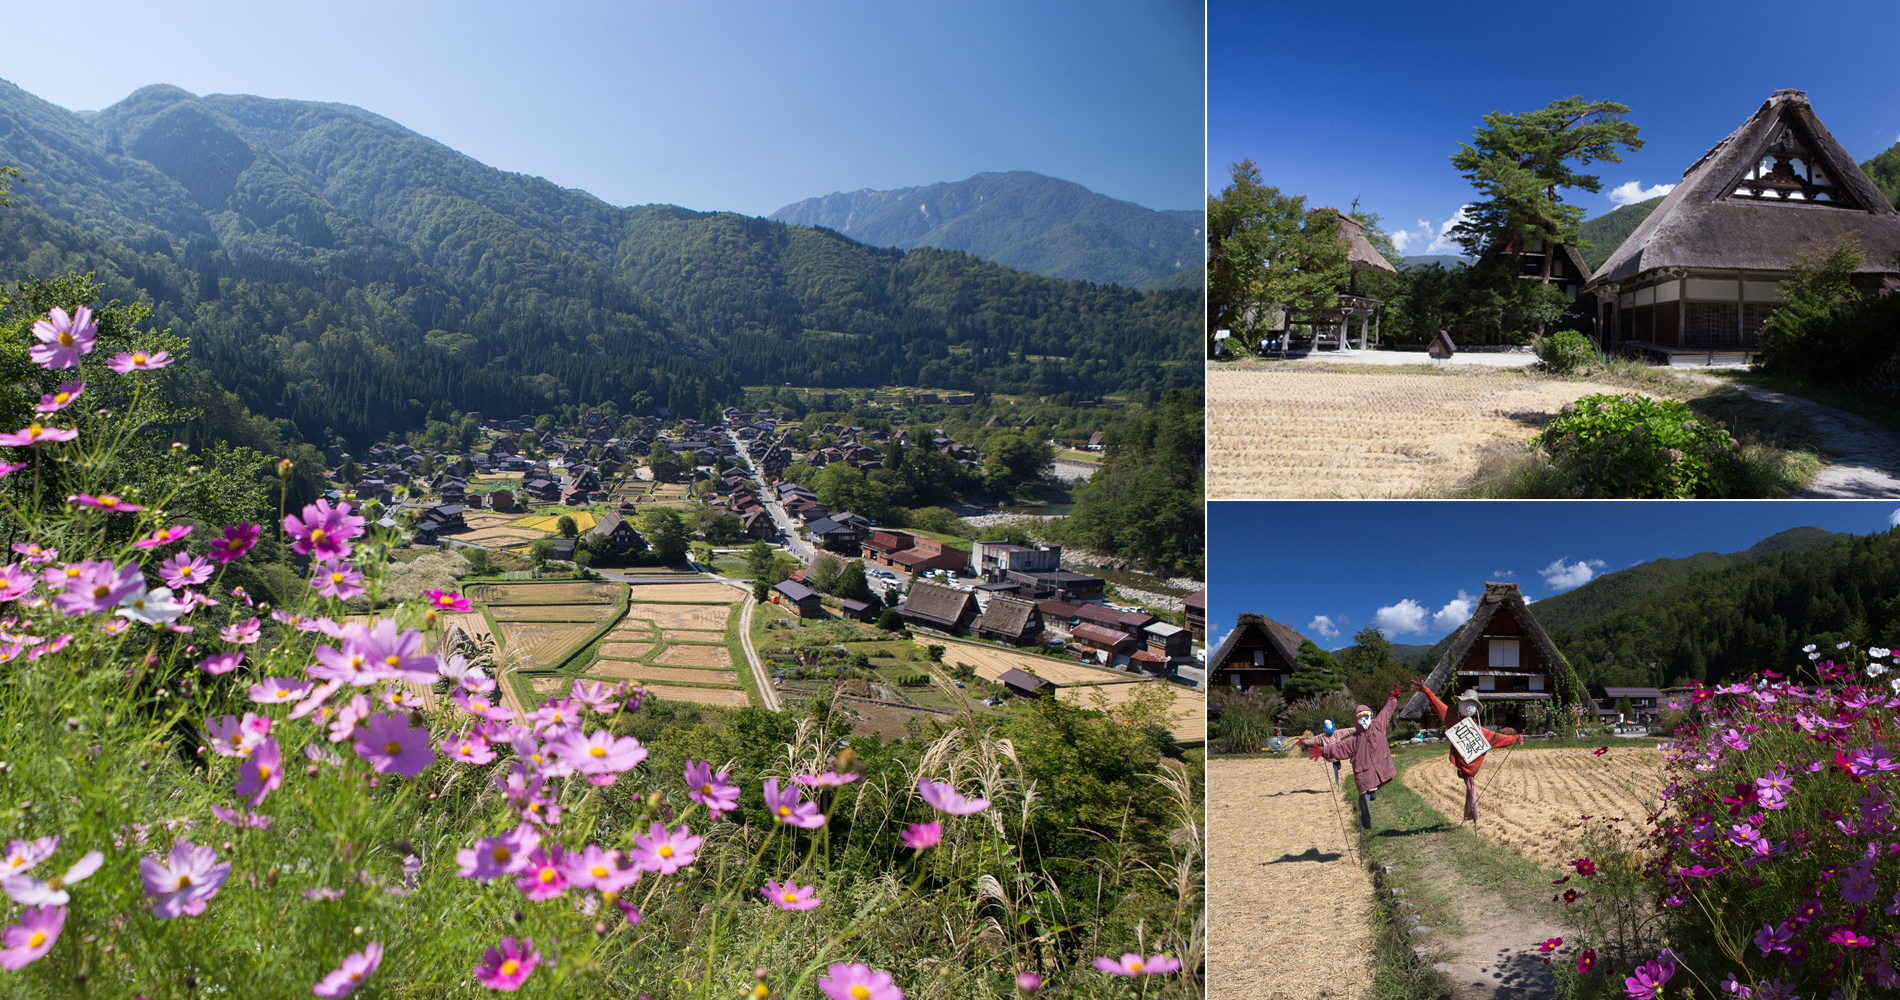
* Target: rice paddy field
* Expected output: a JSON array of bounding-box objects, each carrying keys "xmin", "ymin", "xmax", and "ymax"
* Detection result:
[
  {"xmin": 1207, "ymin": 366, "xmax": 1659, "ymax": 498},
  {"xmin": 1406, "ymin": 746, "xmax": 1665, "ymax": 870},
  {"xmin": 935, "ymin": 640, "xmax": 1204, "ymax": 742},
  {"xmin": 623, "ymin": 602, "xmax": 733, "ymax": 629},
  {"xmin": 470, "ymin": 582, "xmax": 621, "ymax": 604},
  {"xmin": 564, "ymin": 579, "xmax": 753, "ymax": 708},
  {"xmin": 488, "ymin": 604, "xmax": 619, "ymax": 622}
]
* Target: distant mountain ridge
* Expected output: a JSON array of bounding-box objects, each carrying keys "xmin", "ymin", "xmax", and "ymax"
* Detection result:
[{"xmin": 770, "ymin": 171, "xmax": 1202, "ymax": 290}]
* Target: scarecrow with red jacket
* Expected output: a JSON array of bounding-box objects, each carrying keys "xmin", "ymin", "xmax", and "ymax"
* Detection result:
[
  {"xmin": 1412, "ymin": 678, "xmax": 1522, "ymax": 822},
  {"xmin": 1299, "ymin": 688, "xmax": 1399, "ymax": 830}
]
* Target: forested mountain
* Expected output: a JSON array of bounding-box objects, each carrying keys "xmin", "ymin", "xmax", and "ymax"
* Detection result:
[
  {"xmin": 1863, "ymin": 141, "xmax": 1900, "ymax": 210},
  {"xmin": 1545, "ymin": 528, "xmax": 1896, "ymax": 691},
  {"xmin": 1577, "ymin": 196, "xmax": 1664, "ymax": 270},
  {"xmin": 0, "ymin": 81, "xmax": 1198, "ymax": 447},
  {"xmin": 769, "ymin": 172, "xmax": 1202, "ymax": 290}
]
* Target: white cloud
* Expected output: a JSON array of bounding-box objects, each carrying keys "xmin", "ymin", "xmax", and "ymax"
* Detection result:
[
  {"xmin": 1889, "ymin": 507, "xmax": 1900, "ymax": 528},
  {"xmin": 1307, "ymin": 615, "xmax": 1341, "ymax": 640},
  {"xmin": 1540, "ymin": 556, "xmax": 1608, "ymax": 592},
  {"xmin": 1432, "ymin": 590, "xmax": 1476, "ymax": 631},
  {"xmin": 1607, "ymin": 181, "xmax": 1675, "ymax": 207},
  {"xmin": 1374, "ymin": 599, "xmax": 1430, "ymax": 637},
  {"xmin": 1208, "ymin": 626, "xmax": 1232, "ymax": 654},
  {"xmin": 1389, "ymin": 208, "xmax": 1471, "ymax": 256},
  {"xmin": 1493, "ymin": 570, "xmax": 1515, "ymax": 579}
]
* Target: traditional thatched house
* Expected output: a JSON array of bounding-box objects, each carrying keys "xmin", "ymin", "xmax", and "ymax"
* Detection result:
[
  {"xmin": 898, "ymin": 580, "xmax": 978, "ymax": 633},
  {"xmin": 1585, "ymin": 89, "xmax": 1900, "ymax": 362},
  {"xmin": 1401, "ymin": 582, "xmax": 1567, "ymax": 732},
  {"xmin": 585, "ymin": 512, "xmax": 645, "ymax": 553},
  {"xmin": 1207, "ymin": 613, "xmax": 1303, "ymax": 692},
  {"xmin": 1184, "ymin": 589, "xmax": 1206, "ymax": 640},
  {"xmin": 971, "ymin": 596, "xmax": 1043, "ymax": 647}
]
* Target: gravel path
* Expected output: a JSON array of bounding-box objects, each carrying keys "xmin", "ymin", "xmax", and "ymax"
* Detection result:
[{"xmin": 1683, "ymin": 377, "xmax": 1900, "ymax": 497}]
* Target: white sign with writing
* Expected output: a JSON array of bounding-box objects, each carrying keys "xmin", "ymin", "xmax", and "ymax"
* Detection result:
[{"xmin": 1446, "ymin": 717, "xmax": 1492, "ymax": 765}]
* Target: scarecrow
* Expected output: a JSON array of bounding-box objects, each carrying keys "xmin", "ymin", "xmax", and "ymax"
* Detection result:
[
  {"xmin": 1300, "ymin": 688, "xmax": 1400, "ymax": 830},
  {"xmin": 1412, "ymin": 678, "xmax": 1522, "ymax": 823}
]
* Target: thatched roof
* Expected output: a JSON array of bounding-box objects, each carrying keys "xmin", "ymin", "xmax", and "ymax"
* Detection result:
[
  {"xmin": 1587, "ymin": 89, "xmax": 1900, "ymax": 289},
  {"xmin": 900, "ymin": 580, "xmax": 976, "ymax": 629},
  {"xmin": 1208, "ymin": 613, "xmax": 1303, "ymax": 672},
  {"xmin": 973, "ymin": 597, "xmax": 1038, "ymax": 637},
  {"xmin": 1400, "ymin": 582, "xmax": 1568, "ymax": 721},
  {"xmin": 1333, "ymin": 212, "xmax": 1398, "ymax": 275}
]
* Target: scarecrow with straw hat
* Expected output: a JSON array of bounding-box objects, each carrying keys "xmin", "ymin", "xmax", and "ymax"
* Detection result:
[
  {"xmin": 1412, "ymin": 678, "xmax": 1523, "ymax": 823},
  {"xmin": 1298, "ymin": 687, "xmax": 1400, "ymax": 830}
]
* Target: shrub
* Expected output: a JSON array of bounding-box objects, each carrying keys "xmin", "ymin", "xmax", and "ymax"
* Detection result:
[
  {"xmin": 1539, "ymin": 393, "xmax": 1746, "ymax": 497},
  {"xmin": 1539, "ymin": 329, "xmax": 1597, "ymax": 374},
  {"xmin": 1210, "ymin": 688, "xmax": 1283, "ymax": 753}
]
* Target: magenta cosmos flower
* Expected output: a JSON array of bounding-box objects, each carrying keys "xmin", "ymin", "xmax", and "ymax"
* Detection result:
[
  {"xmin": 457, "ymin": 825, "xmax": 541, "ymax": 882},
  {"xmin": 0, "ymin": 422, "xmax": 77, "ymax": 447},
  {"xmin": 476, "ymin": 937, "xmax": 541, "ymax": 991},
  {"xmin": 796, "ymin": 770, "xmax": 861, "ymax": 788},
  {"xmin": 631, "ymin": 822, "xmax": 700, "ymax": 875},
  {"xmin": 34, "ymin": 381, "xmax": 83, "ymax": 414},
  {"xmin": 762, "ymin": 879, "xmax": 821, "ymax": 911},
  {"xmin": 28, "ymin": 306, "xmax": 96, "ymax": 369},
  {"xmin": 426, "ymin": 589, "xmax": 472, "ymax": 612},
  {"xmin": 553, "ymin": 728, "xmax": 647, "ymax": 785},
  {"xmin": 140, "ymin": 839, "xmax": 231, "ymax": 919},
  {"xmin": 159, "ymin": 552, "xmax": 214, "ymax": 589},
  {"xmin": 763, "ymin": 777, "xmax": 825, "ymax": 829},
  {"xmin": 1016, "ymin": 972, "xmax": 1043, "ymax": 993},
  {"xmin": 685, "ymin": 760, "xmax": 740, "ymax": 817},
  {"xmin": 1623, "ymin": 956, "xmax": 1675, "ymax": 1000},
  {"xmin": 900, "ymin": 822, "xmax": 942, "ymax": 850},
  {"xmin": 353, "ymin": 713, "xmax": 436, "ymax": 777},
  {"xmin": 310, "ymin": 558, "xmax": 365, "ymax": 600},
  {"xmin": 3, "ymin": 850, "xmax": 102, "ymax": 906},
  {"xmin": 207, "ymin": 523, "xmax": 261, "ymax": 564},
  {"xmin": 285, "ymin": 499, "xmax": 365, "ymax": 559},
  {"xmin": 440, "ymin": 731, "xmax": 496, "ymax": 766},
  {"xmin": 1093, "ymin": 953, "xmax": 1182, "ymax": 977},
  {"xmin": 570, "ymin": 678, "xmax": 622, "ymax": 714},
  {"xmin": 134, "ymin": 524, "xmax": 192, "ymax": 550},
  {"xmin": 235, "ymin": 738, "xmax": 283, "ymax": 806},
  {"xmin": 818, "ymin": 962, "xmax": 903, "ymax": 1000},
  {"xmin": 0, "ymin": 905, "xmax": 64, "ymax": 970},
  {"xmin": 106, "ymin": 349, "xmax": 172, "ymax": 373},
  {"xmin": 199, "ymin": 651, "xmax": 243, "ymax": 675},
  {"xmin": 312, "ymin": 941, "xmax": 382, "ymax": 998},
  {"xmin": 514, "ymin": 846, "xmax": 569, "ymax": 900},
  {"xmin": 69, "ymin": 493, "xmax": 144, "ymax": 513},
  {"xmin": 918, "ymin": 778, "xmax": 990, "ymax": 816}
]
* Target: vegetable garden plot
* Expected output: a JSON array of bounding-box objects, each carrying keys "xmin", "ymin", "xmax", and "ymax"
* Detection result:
[{"xmin": 1406, "ymin": 747, "xmax": 1664, "ymax": 870}]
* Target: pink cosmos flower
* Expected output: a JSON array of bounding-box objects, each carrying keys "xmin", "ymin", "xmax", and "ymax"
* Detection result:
[
  {"xmin": 221, "ymin": 618, "xmax": 261, "ymax": 645},
  {"xmin": 12, "ymin": 543, "xmax": 56, "ymax": 566},
  {"xmin": 452, "ymin": 689, "xmax": 514, "ymax": 721},
  {"xmin": 630, "ymin": 822, "xmax": 700, "ymax": 875},
  {"xmin": 249, "ymin": 677, "xmax": 311, "ymax": 705},
  {"xmin": 29, "ymin": 306, "xmax": 96, "ymax": 369},
  {"xmin": 285, "ymin": 500, "xmax": 365, "ymax": 559},
  {"xmin": 199, "ymin": 651, "xmax": 243, "ymax": 676},
  {"xmin": 140, "ymin": 839, "xmax": 231, "ymax": 918},
  {"xmin": 133, "ymin": 524, "xmax": 192, "ymax": 550},
  {"xmin": 33, "ymin": 381, "xmax": 83, "ymax": 414},
  {"xmin": 562, "ymin": 844, "xmax": 640, "ymax": 893},
  {"xmin": 1830, "ymin": 927, "xmax": 1878, "ymax": 948},
  {"xmin": 3, "ymin": 837, "xmax": 57, "ymax": 876},
  {"xmin": 1577, "ymin": 950, "xmax": 1597, "ymax": 973},
  {"xmin": 441, "ymin": 732, "xmax": 496, "ymax": 766},
  {"xmin": 356, "ymin": 619, "xmax": 436, "ymax": 682},
  {"xmin": 0, "ymin": 423, "xmax": 78, "ymax": 447},
  {"xmin": 106, "ymin": 349, "xmax": 172, "ymax": 373},
  {"xmin": 553, "ymin": 728, "xmax": 648, "ymax": 785},
  {"xmin": 27, "ymin": 634, "xmax": 70, "ymax": 661},
  {"xmin": 54, "ymin": 560, "xmax": 144, "ymax": 617},
  {"xmin": 208, "ymin": 805, "xmax": 272, "ymax": 829},
  {"xmin": 311, "ymin": 558, "xmax": 365, "ymax": 600},
  {"xmin": 514, "ymin": 846, "xmax": 569, "ymax": 900},
  {"xmin": 796, "ymin": 770, "xmax": 861, "ymax": 788},
  {"xmin": 1016, "ymin": 972, "xmax": 1043, "ymax": 993},
  {"xmin": 2, "ymin": 851, "xmax": 102, "ymax": 906},
  {"xmin": 0, "ymin": 564, "xmax": 36, "ymax": 603},
  {"xmin": 1093, "ymin": 953, "xmax": 1181, "ymax": 977},
  {"xmin": 426, "ymin": 589, "xmax": 472, "ymax": 612},
  {"xmin": 353, "ymin": 713, "xmax": 435, "ymax": 777},
  {"xmin": 68, "ymin": 493, "xmax": 144, "ymax": 513},
  {"xmin": 570, "ymin": 678, "xmax": 622, "ymax": 714},
  {"xmin": 762, "ymin": 879, "xmax": 820, "ymax": 911},
  {"xmin": 900, "ymin": 822, "xmax": 942, "ymax": 850},
  {"xmin": 235, "ymin": 738, "xmax": 282, "ymax": 806},
  {"xmin": 818, "ymin": 963, "xmax": 903, "ymax": 1000},
  {"xmin": 476, "ymin": 937, "xmax": 541, "ymax": 991},
  {"xmin": 205, "ymin": 713, "xmax": 272, "ymax": 757},
  {"xmin": 684, "ymin": 760, "xmax": 740, "ymax": 818},
  {"xmin": 0, "ymin": 905, "xmax": 63, "ymax": 970},
  {"xmin": 918, "ymin": 778, "xmax": 990, "ymax": 816},
  {"xmin": 525, "ymin": 696, "xmax": 583, "ymax": 737},
  {"xmin": 159, "ymin": 552, "xmax": 214, "ymax": 589},
  {"xmin": 312, "ymin": 941, "xmax": 381, "ymax": 998},
  {"xmin": 457, "ymin": 826, "xmax": 540, "ymax": 882},
  {"xmin": 1624, "ymin": 955, "xmax": 1676, "ymax": 1000},
  {"xmin": 763, "ymin": 777, "xmax": 825, "ymax": 829},
  {"xmin": 0, "ymin": 461, "xmax": 24, "ymax": 477},
  {"xmin": 1537, "ymin": 937, "xmax": 1563, "ymax": 953},
  {"xmin": 207, "ymin": 523, "xmax": 260, "ymax": 564}
]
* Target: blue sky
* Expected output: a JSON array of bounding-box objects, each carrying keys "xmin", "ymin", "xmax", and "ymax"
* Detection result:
[
  {"xmin": 3, "ymin": 0, "xmax": 1203, "ymax": 216},
  {"xmin": 1207, "ymin": 501, "xmax": 1900, "ymax": 651},
  {"xmin": 1209, "ymin": 0, "xmax": 1900, "ymax": 255}
]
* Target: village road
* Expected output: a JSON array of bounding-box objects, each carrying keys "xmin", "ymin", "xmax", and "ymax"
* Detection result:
[{"xmin": 1684, "ymin": 376, "xmax": 1900, "ymax": 497}]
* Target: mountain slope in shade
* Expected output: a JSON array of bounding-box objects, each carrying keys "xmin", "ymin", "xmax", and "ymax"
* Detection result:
[
  {"xmin": 1863, "ymin": 142, "xmax": 1900, "ymax": 210},
  {"xmin": 769, "ymin": 171, "xmax": 1202, "ymax": 289},
  {"xmin": 1578, "ymin": 196, "xmax": 1665, "ymax": 271}
]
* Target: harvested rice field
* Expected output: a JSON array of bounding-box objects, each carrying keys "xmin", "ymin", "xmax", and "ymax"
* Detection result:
[
  {"xmin": 515, "ymin": 511, "xmax": 598, "ymax": 533},
  {"xmin": 938, "ymin": 641, "xmax": 1136, "ymax": 686},
  {"xmin": 654, "ymin": 644, "xmax": 733, "ymax": 669},
  {"xmin": 472, "ymin": 582, "xmax": 621, "ymax": 604},
  {"xmin": 596, "ymin": 642, "xmax": 654, "ymax": 660},
  {"xmin": 1208, "ymin": 756, "xmax": 1374, "ymax": 999},
  {"xmin": 1208, "ymin": 367, "xmax": 1659, "ymax": 498},
  {"xmin": 658, "ymin": 628, "xmax": 727, "ymax": 643},
  {"xmin": 628, "ymin": 683, "xmax": 750, "ymax": 708},
  {"xmin": 1059, "ymin": 681, "xmax": 1207, "ymax": 743},
  {"xmin": 623, "ymin": 602, "xmax": 732, "ymax": 629},
  {"xmin": 590, "ymin": 664, "xmax": 739, "ymax": 686},
  {"xmin": 493, "ymin": 622, "xmax": 597, "ymax": 669},
  {"xmin": 459, "ymin": 526, "xmax": 548, "ymax": 545},
  {"xmin": 489, "ymin": 604, "xmax": 618, "ymax": 622},
  {"xmin": 624, "ymin": 584, "xmax": 744, "ymax": 604},
  {"xmin": 1406, "ymin": 746, "xmax": 1665, "ymax": 870}
]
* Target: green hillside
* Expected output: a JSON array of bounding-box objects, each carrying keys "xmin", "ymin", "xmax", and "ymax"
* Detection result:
[
  {"xmin": 0, "ymin": 81, "xmax": 1197, "ymax": 446},
  {"xmin": 769, "ymin": 172, "xmax": 1202, "ymax": 290},
  {"xmin": 1862, "ymin": 142, "xmax": 1900, "ymax": 210},
  {"xmin": 1577, "ymin": 196, "xmax": 1664, "ymax": 270}
]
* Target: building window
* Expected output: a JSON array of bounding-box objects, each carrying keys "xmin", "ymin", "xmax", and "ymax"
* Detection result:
[
  {"xmin": 1488, "ymin": 639, "xmax": 1520, "ymax": 668},
  {"xmin": 1478, "ymin": 675, "xmax": 1496, "ymax": 692},
  {"xmin": 1253, "ymin": 650, "xmax": 1264, "ymax": 666},
  {"xmin": 1529, "ymin": 676, "xmax": 1545, "ymax": 691}
]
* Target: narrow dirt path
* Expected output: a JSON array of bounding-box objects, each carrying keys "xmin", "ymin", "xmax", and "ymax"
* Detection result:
[
  {"xmin": 1683, "ymin": 376, "xmax": 1900, "ymax": 496},
  {"xmin": 1207, "ymin": 757, "xmax": 1375, "ymax": 999},
  {"xmin": 1410, "ymin": 837, "xmax": 1564, "ymax": 1000}
]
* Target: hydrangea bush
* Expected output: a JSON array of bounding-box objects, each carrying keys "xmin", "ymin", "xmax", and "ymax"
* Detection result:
[
  {"xmin": 1547, "ymin": 641, "xmax": 1900, "ymax": 1000},
  {"xmin": 0, "ymin": 302, "xmax": 1201, "ymax": 998},
  {"xmin": 1538, "ymin": 393, "xmax": 1746, "ymax": 499}
]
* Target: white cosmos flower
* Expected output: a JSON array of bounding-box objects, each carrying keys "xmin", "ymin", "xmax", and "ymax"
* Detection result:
[{"xmin": 118, "ymin": 585, "xmax": 185, "ymax": 625}]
